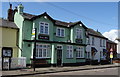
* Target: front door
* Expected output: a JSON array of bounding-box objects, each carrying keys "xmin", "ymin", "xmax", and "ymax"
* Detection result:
[{"xmin": 57, "ymin": 45, "xmax": 62, "ymax": 66}]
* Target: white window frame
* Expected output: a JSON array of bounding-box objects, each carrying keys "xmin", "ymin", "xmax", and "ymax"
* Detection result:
[
  {"xmin": 76, "ymin": 46, "xmax": 84, "ymax": 58},
  {"xmin": 39, "ymin": 22, "xmax": 49, "ymax": 35},
  {"xmin": 76, "ymin": 28, "xmax": 83, "ymax": 39},
  {"xmin": 56, "ymin": 27, "xmax": 65, "ymax": 37},
  {"xmin": 36, "ymin": 44, "xmax": 50, "ymax": 58},
  {"xmin": 66, "ymin": 45, "xmax": 73, "ymax": 58}
]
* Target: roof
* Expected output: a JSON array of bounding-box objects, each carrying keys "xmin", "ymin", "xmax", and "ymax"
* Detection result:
[
  {"xmin": 107, "ymin": 40, "xmax": 117, "ymax": 44},
  {"xmin": 0, "ymin": 18, "xmax": 18, "ymax": 29},
  {"xmin": 22, "ymin": 13, "xmax": 36, "ymax": 20},
  {"xmin": 87, "ymin": 28, "xmax": 107, "ymax": 39},
  {"xmin": 22, "ymin": 12, "xmax": 87, "ymax": 29}
]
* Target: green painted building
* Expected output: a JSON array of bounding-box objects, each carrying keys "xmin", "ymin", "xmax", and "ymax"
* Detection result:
[{"xmin": 14, "ymin": 4, "xmax": 87, "ymax": 66}]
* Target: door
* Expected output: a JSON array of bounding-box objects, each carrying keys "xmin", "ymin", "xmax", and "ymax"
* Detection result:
[{"xmin": 57, "ymin": 45, "xmax": 62, "ymax": 66}]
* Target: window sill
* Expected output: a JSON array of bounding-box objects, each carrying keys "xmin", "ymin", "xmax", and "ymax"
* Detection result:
[
  {"xmin": 30, "ymin": 57, "xmax": 50, "ymax": 60},
  {"xmin": 66, "ymin": 58, "xmax": 74, "ymax": 59},
  {"xmin": 56, "ymin": 35, "xmax": 65, "ymax": 38},
  {"xmin": 76, "ymin": 57, "xmax": 85, "ymax": 59}
]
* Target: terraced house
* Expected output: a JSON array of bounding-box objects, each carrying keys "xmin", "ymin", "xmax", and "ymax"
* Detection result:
[
  {"xmin": 86, "ymin": 28, "xmax": 108, "ymax": 64},
  {"xmin": 14, "ymin": 4, "xmax": 87, "ymax": 66}
]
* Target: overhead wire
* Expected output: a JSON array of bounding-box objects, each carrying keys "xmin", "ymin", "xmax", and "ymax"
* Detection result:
[{"xmin": 45, "ymin": 2, "xmax": 114, "ymax": 26}]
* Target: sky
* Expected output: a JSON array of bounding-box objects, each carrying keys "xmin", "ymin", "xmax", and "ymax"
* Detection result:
[{"xmin": 1, "ymin": 2, "xmax": 119, "ymax": 41}]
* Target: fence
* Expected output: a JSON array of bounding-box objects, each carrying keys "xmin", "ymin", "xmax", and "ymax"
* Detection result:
[
  {"xmin": 0, "ymin": 57, "xmax": 26, "ymax": 70},
  {"xmin": 11, "ymin": 57, "xmax": 26, "ymax": 69}
]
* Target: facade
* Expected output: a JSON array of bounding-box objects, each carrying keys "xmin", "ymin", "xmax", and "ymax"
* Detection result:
[
  {"xmin": 106, "ymin": 40, "xmax": 117, "ymax": 59},
  {"xmin": 86, "ymin": 28, "xmax": 108, "ymax": 63},
  {"xmin": 0, "ymin": 18, "xmax": 19, "ymax": 58},
  {"xmin": 14, "ymin": 4, "xmax": 87, "ymax": 66}
]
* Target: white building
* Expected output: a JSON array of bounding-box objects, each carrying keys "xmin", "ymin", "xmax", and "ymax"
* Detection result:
[{"xmin": 86, "ymin": 28, "xmax": 108, "ymax": 63}]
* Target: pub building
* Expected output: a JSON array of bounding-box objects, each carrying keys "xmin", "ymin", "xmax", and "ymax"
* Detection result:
[{"xmin": 14, "ymin": 4, "xmax": 88, "ymax": 66}]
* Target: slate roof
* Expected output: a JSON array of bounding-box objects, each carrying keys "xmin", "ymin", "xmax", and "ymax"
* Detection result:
[
  {"xmin": 22, "ymin": 13, "xmax": 36, "ymax": 20},
  {"xmin": 21, "ymin": 12, "xmax": 87, "ymax": 29},
  {"xmin": 0, "ymin": 18, "xmax": 18, "ymax": 29},
  {"xmin": 107, "ymin": 40, "xmax": 117, "ymax": 44},
  {"xmin": 87, "ymin": 28, "xmax": 107, "ymax": 39}
]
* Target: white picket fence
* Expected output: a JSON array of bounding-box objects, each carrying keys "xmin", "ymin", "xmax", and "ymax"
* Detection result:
[{"xmin": 11, "ymin": 57, "xmax": 26, "ymax": 69}]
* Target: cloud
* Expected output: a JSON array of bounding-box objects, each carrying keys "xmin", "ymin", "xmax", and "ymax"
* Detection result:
[{"xmin": 103, "ymin": 29, "xmax": 118, "ymax": 43}]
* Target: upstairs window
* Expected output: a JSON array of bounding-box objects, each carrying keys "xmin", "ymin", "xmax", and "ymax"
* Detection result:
[
  {"xmin": 76, "ymin": 28, "xmax": 82, "ymax": 39},
  {"xmin": 39, "ymin": 22, "xmax": 49, "ymax": 35},
  {"xmin": 92, "ymin": 37, "xmax": 94, "ymax": 45},
  {"xmin": 103, "ymin": 39, "xmax": 105, "ymax": 47},
  {"xmin": 56, "ymin": 27, "xmax": 65, "ymax": 37},
  {"xmin": 100, "ymin": 39, "xmax": 102, "ymax": 47}
]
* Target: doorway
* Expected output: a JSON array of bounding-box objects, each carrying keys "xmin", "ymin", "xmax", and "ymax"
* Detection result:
[{"xmin": 57, "ymin": 45, "xmax": 62, "ymax": 66}]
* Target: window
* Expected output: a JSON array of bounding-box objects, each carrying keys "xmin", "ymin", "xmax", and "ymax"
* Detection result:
[
  {"xmin": 66, "ymin": 45, "xmax": 73, "ymax": 58},
  {"xmin": 92, "ymin": 37, "xmax": 94, "ymax": 45},
  {"xmin": 76, "ymin": 46, "xmax": 84, "ymax": 58},
  {"xmin": 36, "ymin": 44, "xmax": 49, "ymax": 58},
  {"xmin": 86, "ymin": 52, "xmax": 90, "ymax": 59},
  {"xmin": 100, "ymin": 39, "xmax": 102, "ymax": 47},
  {"xmin": 103, "ymin": 39, "xmax": 105, "ymax": 47},
  {"xmin": 87, "ymin": 37, "xmax": 90, "ymax": 45},
  {"xmin": 76, "ymin": 28, "xmax": 82, "ymax": 39},
  {"xmin": 39, "ymin": 22, "xmax": 49, "ymax": 35},
  {"xmin": 56, "ymin": 27, "xmax": 65, "ymax": 37}
]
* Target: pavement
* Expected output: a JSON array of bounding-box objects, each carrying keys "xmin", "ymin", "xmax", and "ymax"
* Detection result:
[{"xmin": 1, "ymin": 64, "xmax": 120, "ymax": 77}]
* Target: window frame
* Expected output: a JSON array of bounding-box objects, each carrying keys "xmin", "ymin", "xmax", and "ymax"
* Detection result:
[
  {"xmin": 76, "ymin": 28, "xmax": 83, "ymax": 39},
  {"xmin": 36, "ymin": 44, "xmax": 50, "ymax": 58},
  {"xmin": 92, "ymin": 37, "xmax": 95, "ymax": 46},
  {"xmin": 66, "ymin": 45, "xmax": 73, "ymax": 58},
  {"xmin": 39, "ymin": 22, "xmax": 49, "ymax": 35},
  {"xmin": 56, "ymin": 27, "xmax": 65, "ymax": 37},
  {"xmin": 76, "ymin": 46, "xmax": 84, "ymax": 58}
]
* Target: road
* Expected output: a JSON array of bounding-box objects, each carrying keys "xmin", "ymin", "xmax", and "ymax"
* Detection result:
[{"xmin": 19, "ymin": 67, "xmax": 120, "ymax": 77}]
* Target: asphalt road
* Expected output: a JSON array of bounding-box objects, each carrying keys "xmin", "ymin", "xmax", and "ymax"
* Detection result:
[{"xmin": 18, "ymin": 67, "xmax": 120, "ymax": 77}]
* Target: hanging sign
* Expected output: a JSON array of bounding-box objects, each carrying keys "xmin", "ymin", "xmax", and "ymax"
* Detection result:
[
  {"xmin": 110, "ymin": 52, "xmax": 113, "ymax": 59},
  {"xmin": 32, "ymin": 28, "xmax": 35, "ymax": 38}
]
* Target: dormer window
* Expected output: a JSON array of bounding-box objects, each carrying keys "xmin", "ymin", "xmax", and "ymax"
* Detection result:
[{"xmin": 39, "ymin": 22, "xmax": 49, "ymax": 35}]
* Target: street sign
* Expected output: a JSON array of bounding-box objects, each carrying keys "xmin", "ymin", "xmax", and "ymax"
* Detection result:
[
  {"xmin": 110, "ymin": 48, "xmax": 113, "ymax": 52},
  {"xmin": 110, "ymin": 52, "xmax": 113, "ymax": 59}
]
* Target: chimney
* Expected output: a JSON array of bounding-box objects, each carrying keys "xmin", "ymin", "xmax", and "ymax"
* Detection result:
[
  {"xmin": 18, "ymin": 4, "xmax": 24, "ymax": 14},
  {"xmin": 7, "ymin": 4, "xmax": 14, "ymax": 21}
]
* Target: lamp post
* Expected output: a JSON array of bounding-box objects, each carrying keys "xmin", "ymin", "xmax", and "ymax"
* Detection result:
[{"xmin": 33, "ymin": 28, "xmax": 37, "ymax": 71}]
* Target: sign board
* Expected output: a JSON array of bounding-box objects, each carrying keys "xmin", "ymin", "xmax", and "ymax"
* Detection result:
[
  {"xmin": 110, "ymin": 52, "xmax": 113, "ymax": 59},
  {"xmin": 38, "ymin": 34, "xmax": 49, "ymax": 40},
  {"xmin": 32, "ymin": 28, "xmax": 35, "ymax": 38},
  {"xmin": 2, "ymin": 49, "xmax": 12, "ymax": 57},
  {"xmin": 110, "ymin": 48, "xmax": 113, "ymax": 52}
]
